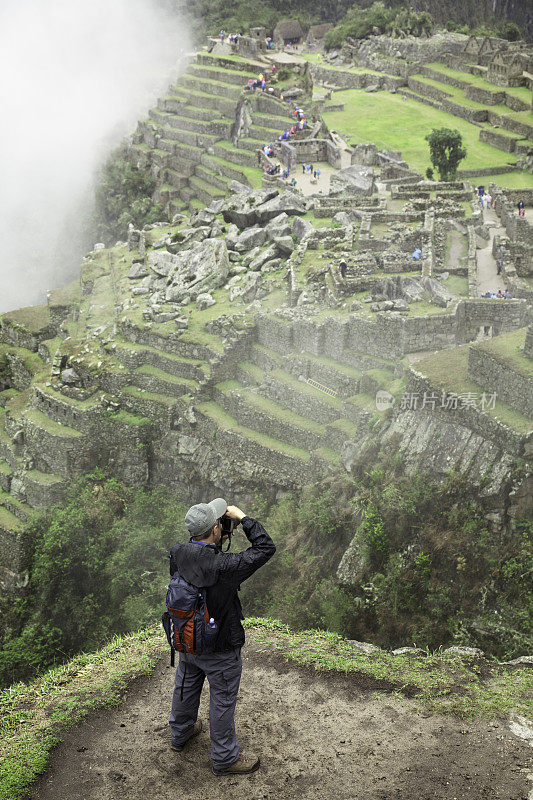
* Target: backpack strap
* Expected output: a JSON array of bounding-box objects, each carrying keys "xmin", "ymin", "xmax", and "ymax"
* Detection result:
[{"xmin": 161, "ymin": 611, "xmax": 175, "ymax": 667}]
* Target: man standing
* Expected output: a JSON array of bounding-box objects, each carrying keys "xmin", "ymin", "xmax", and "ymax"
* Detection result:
[{"xmin": 168, "ymin": 498, "xmax": 275, "ymax": 775}]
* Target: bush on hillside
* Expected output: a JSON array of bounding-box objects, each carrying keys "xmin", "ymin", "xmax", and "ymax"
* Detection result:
[
  {"xmin": 323, "ymin": 2, "xmax": 433, "ymax": 49},
  {"xmin": 0, "ymin": 473, "xmax": 186, "ymax": 687},
  {"xmin": 240, "ymin": 467, "xmax": 533, "ymax": 659},
  {"xmin": 92, "ymin": 148, "xmax": 163, "ymax": 245},
  {"xmin": 1, "ymin": 465, "xmax": 531, "ymax": 687}
]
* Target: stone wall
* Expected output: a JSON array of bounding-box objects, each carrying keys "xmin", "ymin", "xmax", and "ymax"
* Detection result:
[
  {"xmin": 284, "ymin": 353, "xmax": 361, "ymax": 397},
  {"xmin": 5, "ymin": 354, "xmax": 34, "ymax": 391},
  {"xmin": 487, "ymin": 110, "xmax": 533, "ymax": 140},
  {"xmin": 280, "ymin": 138, "xmax": 341, "ymax": 169},
  {"xmin": 524, "ymin": 324, "xmax": 533, "ymax": 357},
  {"xmin": 403, "ymin": 312, "xmax": 457, "ymax": 352},
  {"xmin": 467, "ymin": 341, "xmax": 533, "ymax": 418},
  {"xmin": 310, "ymin": 65, "xmax": 404, "ymax": 92},
  {"xmin": 256, "ymin": 314, "xmax": 294, "ymax": 353},
  {"xmin": 212, "ymin": 385, "xmax": 322, "ymax": 451},
  {"xmin": 479, "ymin": 128, "xmax": 519, "ymax": 153},
  {"xmin": 261, "ymin": 374, "xmax": 340, "ymax": 424},
  {"xmin": 0, "ymin": 317, "xmax": 56, "ymax": 352},
  {"xmin": 405, "ymin": 368, "xmax": 527, "ymax": 455},
  {"xmin": 193, "ymin": 406, "xmax": 311, "ymax": 485},
  {"xmin": 465, "ymin": 85, "xmax": 506, "ymax": 105},
  {"xmin": 457, "ymin": 298, "xmax": 530, "ymax": 341}
]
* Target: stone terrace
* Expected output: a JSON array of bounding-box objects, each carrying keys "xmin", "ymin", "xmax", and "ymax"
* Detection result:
[
  {"xmin": 1, "ymin": 44, "xmax": 532, "ymax": 589},
  {"xmin": 130, "ymin": 52, "xmax": 296, "ymax": 216}
]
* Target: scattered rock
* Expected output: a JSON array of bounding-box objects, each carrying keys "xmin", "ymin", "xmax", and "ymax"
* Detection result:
[
  {"xmin": 229, "ymin": 180, "xmax": 252, "ymax": 194},
  {"xmin": 330, "ymin": 165, "xmax": 375, "ymax": 196},
  {"xmin": 501, "ymin": 656, "xmax": 533, "ymax": 667},
  {"xmin": 261, "ymin": 258, "xmax": 282, "ymax": 273},
  {"xmin": 128, "ymin": 263, "xmax": 149, "ymax": 280},
  {"xmin": 444, "ymin": 646, "xmax": 484, "ymax": 657},
  {"xmin": 347, "ymin": 640, "xmax": 381, "ymax": 654},
  {"xmin": 254, "ymin": 192, "xmax": 307, "ymax": 225},
  {"xmin": 365, "ymin": 84, "xmax": 379, "ymax": 93},
  {"xmin": 177, "ymin": 435, "xmax": 200, "ymax": 455},
  {"xmin": 274, "ymin": 236, "xmax": 295, "ymax": 255},
  {"xmin": 292, "ymin": 216, "xmax": 314, "ymax": 239},
  {"xmin": 392, "ymin": 647, "xmax": 426, "ymax": 657},
  {"xmin": 229, "ymin": 271, "xmax": 264, "ymax": 303},
  {"xmin": 163, "ymin": 238, "xmax": 230, "ymax": 303},
  {"xmin": 392, "ymin": 299, "xmax": 409, "ymax": 311},
  {"xmin": 61, "ymin": 368, "xmax": 80, "ymax": 385},
  {"xmin": 234, "ymin": 227, "xmax": 267, "ymax": 253},
  {"xmin": 248, "ymin": 244, "xmax": 279, "ymax": 272},
  {"xmin": 196, "ymin": 293, "xmax": 215, "ymax": 310}
]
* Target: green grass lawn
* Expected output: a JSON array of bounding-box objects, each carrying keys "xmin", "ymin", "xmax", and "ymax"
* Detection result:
[
  {"xmin": 467, "ymin": 172, "xmax": 533, "ymax": 190},
  {"xmin": 322, "ymin": 89, "xmax": 522, "ymax": 174}
]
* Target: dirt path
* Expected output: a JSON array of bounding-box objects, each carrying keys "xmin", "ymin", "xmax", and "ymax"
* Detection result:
[{"xmin": 31, "ymin": 640, "xmax": 532, "ymax": 800}]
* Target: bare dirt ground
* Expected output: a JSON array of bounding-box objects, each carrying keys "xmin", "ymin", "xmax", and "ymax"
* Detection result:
[{"xmin": 31, "ymin": 639, "xmax": 532, "ymax": 800}]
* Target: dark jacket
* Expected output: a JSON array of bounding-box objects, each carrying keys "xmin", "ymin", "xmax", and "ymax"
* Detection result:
[{"xmin": 169, "ymin": 517, "xmax": 275, "ymax": 652}]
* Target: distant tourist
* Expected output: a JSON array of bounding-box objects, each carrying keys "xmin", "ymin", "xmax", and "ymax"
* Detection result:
[
  {"xmin": 497, "ymin": 260, "xmax": 502, "ymax": 275},
  {"xmin": 485, "ymin": 193, "xmax": 492, "ymax": 209},
  {"xmin": 518, "ymin": 200, "xmax": 525, "ymax": 217},
  {"xmin": 411, "ymin": 248, "xmax": 422, "ymax": 261}
]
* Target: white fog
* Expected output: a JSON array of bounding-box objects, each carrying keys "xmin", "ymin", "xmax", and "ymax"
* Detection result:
[{"xmin": 0, "ymin": 0, "xmax": 187, "ymax": 314}]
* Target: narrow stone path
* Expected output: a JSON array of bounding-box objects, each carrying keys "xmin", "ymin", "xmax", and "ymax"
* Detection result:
[{"xmin": 476, "ymin": 207, "xmax": 506, "ymax": 297}]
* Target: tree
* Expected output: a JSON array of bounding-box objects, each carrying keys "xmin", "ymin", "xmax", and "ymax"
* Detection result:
[{"xmin": 425, "ymin": 128, "xmax": 467, "ymax": 182}]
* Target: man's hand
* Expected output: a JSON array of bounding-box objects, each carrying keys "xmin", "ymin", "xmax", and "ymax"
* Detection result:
[{"xmin": 226, "ymin": 505, "xmax": 246, "ymax": 522}]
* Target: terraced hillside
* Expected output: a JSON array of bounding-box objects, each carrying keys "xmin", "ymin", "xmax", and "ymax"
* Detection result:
[
  {"xmin": 2, "ymin": 174, "xmax": 532, "ymax": 592},
  {"xmin": 1, "ymin": 40, "xmax": 532, "ymax": 592},
  {"xmin": 130, "ymin": 51, "xmax": 293, "ymax": 217}
]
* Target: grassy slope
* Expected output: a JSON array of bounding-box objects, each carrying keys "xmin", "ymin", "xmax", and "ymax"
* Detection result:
[
  {"xmin": 415, "ymin": 344, "xmax": 532, "ymax": 433},
  {"xmin": 322, "ymin": 89, "xmax": 533, "ymax": 189},
  {"xmin": 1, "ymin": 619, "xmax": 531, "ymax": 800}
]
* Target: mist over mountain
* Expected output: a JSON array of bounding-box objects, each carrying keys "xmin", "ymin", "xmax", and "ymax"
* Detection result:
[{"xmin": 0, "ymin": 0, "xmax": 188, "ymax": 314}]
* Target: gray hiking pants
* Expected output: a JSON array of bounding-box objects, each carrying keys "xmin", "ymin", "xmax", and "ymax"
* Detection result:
[{"xmin": 169, "ymin": 647, "xmax": 242, "ymax": 769}]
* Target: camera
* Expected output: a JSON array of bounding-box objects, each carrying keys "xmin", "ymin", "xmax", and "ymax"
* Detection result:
[{"xmin": 220, "ymin": 514, "xmax": 237, "ymax": 535}]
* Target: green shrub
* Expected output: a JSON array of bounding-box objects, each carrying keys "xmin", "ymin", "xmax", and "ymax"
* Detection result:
[
  {"xmin": 92, "ymin": 148, "xmax": 163, "ymax": 244},
  {"xmin": 0, "ymin": 476, "xmax": 186, "ymax": 687}
]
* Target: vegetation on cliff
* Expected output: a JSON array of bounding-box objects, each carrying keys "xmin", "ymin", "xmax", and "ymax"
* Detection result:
[
  {"xmin": 0, "ymin": 473, "xmax": 186, "ymax": 688},
  {"xmin": 92, "ymin": 148, "xmax": 163, "ymax": 245},
  {"xmin": 241, "ymin": 464, "xmax": 532, "ymax": 661},
  {"xmin": 1, "ymin": 462, "xmax": 531, "ymax": 689}
]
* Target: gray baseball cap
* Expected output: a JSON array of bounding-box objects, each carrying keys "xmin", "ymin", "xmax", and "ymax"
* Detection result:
[{"xmin": 185, "ymin": 497, "xmax": 227, "ymax": 537}]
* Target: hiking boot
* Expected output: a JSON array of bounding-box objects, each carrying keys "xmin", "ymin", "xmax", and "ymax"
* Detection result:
[
  {"xmin": 171, "ymin": 720, "xmax": 202, "ymax": 752},
  {"xmin": 212, "ymin": 753, "xmax": 260, "ymax": 776}
]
